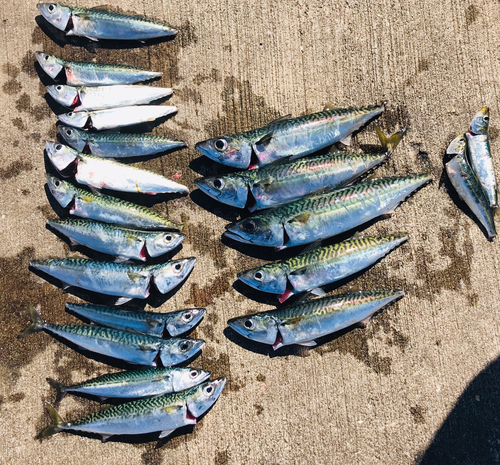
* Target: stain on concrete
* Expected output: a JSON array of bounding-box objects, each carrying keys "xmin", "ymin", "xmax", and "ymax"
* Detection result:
[
  {"xmin": 465, "ymin": 5, "xmax": 479, "ymax": 28},
  {"xmin": 256, "ymin": 373, "xmax": 266, "ymax": 382},
  {"xmin": 193, "ymin": 68, "xmax": 221, "ymax": 85},
  {"xmin": 200, "ymin": 349, "xmax": 243, "ymax": 392},
  {"xmin": 3, "ymin": 79, "xmax": 22, "ymax": 95},
  {"xmin": 0, "ymin": 160, "xmax": 33, "ymax": 180},
  {"xmin": 8, "ymin": 392, "xmax": 25, "ymax": 403},
  {"xmin": 12, "ymin": 118, "xmax": 25, "ymax": 130},
  {"xmin": 378, "ymin": 103, "xmax": 411, "ymax": 134},
  {"xmin": 388, "ymin": 327, "xmax": 410, "ymax": 352},
  {"xmin": 215, "ymin": 450, "xmax": 230, "ymax": 465},
  {"xmin": 417, "ymin": 58, "xmax": 430, "ymax": 73},
  {"xmin": 32, "ymin": 103, "xmax": 52, "ymax": 121},
  {"xmin": 410, "ymin": 404, "xmax": 427, "ymax": 424},
  {"xmin": 186, "ymin": 222, "xmax": 228, "ymax": 269},
  {"xmin": 37, "ymin": 204, "xmax": 54, "ymax": 220},
  {"xmin": 15, "ymin": 93, "xmax": 31, "ymax": 112},
  {"xmin": 254, "ymin": 404, "xmax": 264, "ymax": 415},
  {"xmin": 140, "ymin": 443, "xmax": 164, "ymax": 465},
  {"xmin": 177, "ymin": 21, "xmax": 198, "ymax": 48},
  {"xmin": 190, "ymin": 271, "xmax": 232, "ymax": 307},
  {"xmin": 176, "ymin": 86, "xmax": 203, "ymax": 105}
]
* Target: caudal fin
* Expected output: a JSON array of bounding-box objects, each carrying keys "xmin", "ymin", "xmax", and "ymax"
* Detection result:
[
  {"xmin": 17, "ymin": 304, "xmax": 45, "ymax": 339},
  {"xmin": 375, "ymin": 126, "xmax": 407, "ymax": 155},
  {"xmin": 37, "ymin": 404, "xmax": 66, "ymax": 440},
  {"xmin": 46, "ymin": 378, "xmax": 68, "ymax": 404}
]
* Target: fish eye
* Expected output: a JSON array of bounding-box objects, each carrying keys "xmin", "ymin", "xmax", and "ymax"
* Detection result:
[
  {"xmin": 48, "ymin": 4, "xmax": 56, "ymax": 12},
  {"xmin": 189, "ymin": 369, "xmax": 199, "ymax": 379},
  {"xmin": 179, "ymin": 341, "xmax": 191, "ymax": 351},
  {"xmin": 67, "ymin": 112, "xmax": 73, "ymax": 117},
  {"xmin": 214, "ymin": 138, "xmax": 228, "ymax": 152},
  {"xmin": 173, "ymin": 262, "xmax": 184, "ymax": 273},
  {"xmin": 56, "ymin": 85, "xmax": 63, "ymax": 92},
  {"xmin": 213, "ymin": 178, "xmax": 224, "ymax": 190},
  {"xmin": 203, "ymin": 385, "xmax": 214, "ymax": 396},
  {"xmin": 244, "ymin": 319, "xmax": 255, "ymax": 330},
  {"xmin": 55, "ymin": 144, "xmax": 63, "ymax": 151},
  {"xmin": 65, "ymin": 129, "xmax": 72, "ymax": 136},
  {"xmin": 44, "ymin": 55, "xmax": 50, "ymax": 61},
  {"xmin": 484, "ymin": 116, "xmax": 489, "ymax": 122},
  {"xmin": 182, "ymin": 312, "xmax": 193, "ymax": 322},
  {"xmin": 54, "ymin": 179, "xmax": 61, "ymax": 188},
  {"xmin": 242, "ymin": 220, "xmax": 257, "ymax": 233},
  {"xmin": 164, "ymin": 234, "xmax": 173, "ymax": 243},
  {"xmin": 254, "ymin": 271, "xmax": 264, "ymax": 281}
]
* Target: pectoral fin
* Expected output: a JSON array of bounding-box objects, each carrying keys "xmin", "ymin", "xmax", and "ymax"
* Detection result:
[
  {"xmin": 310, "ymin": 287, "xmax": 326, "ymax": 297},
  {"xmin": 268, "ymin": 114, "xmax": 291, "ymax": 123},
  {"xmin": 146, "ymin": 318, "xmax": 163, "ymax": 328},
  {"xmin": 288, "ymin": 213, "xmax": 311, "ymax": 226},
  {"xmin": 340, "ymin": 134, "xmax": 352, "ymax": 146},
  {"xmin": 282, "ymin": 317, "xmax": 302, "ymax": 329},
  {"xmin": 115, "ymin": 297, "xmax": 132, "ymax": 305},
  {"xmin": 357, "ymin": 315, "xmax": 373, "ymax": 328},
  {"xmin": 298, "ymin": 340, "xmax": 317, "ymax": 347},
  {"xmin": 159, "ymin": 429, "xmax": 176, "ymax": 439},
  {"xmin": 323, "ymin": 102, "xmax": 335, "ymax": 110},
  {"xmin": 127, "ymin": 272, "xmax": 147, "ymax": 283}
]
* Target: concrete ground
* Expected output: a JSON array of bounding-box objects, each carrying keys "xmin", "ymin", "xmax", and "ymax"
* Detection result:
[{"xmin": 1, "ymin": 0, "xmax": 500, "ymax": 463}]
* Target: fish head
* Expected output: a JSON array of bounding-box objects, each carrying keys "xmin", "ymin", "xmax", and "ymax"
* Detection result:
[
  {"xmin": 195, "ymin": 174, "xmax": 249, "ymax": 208},
  {"xmin": 35, "ymin": 52, "xmax": 64, "ymax": 79},
  {"xmin": 45, "ymin": 141, "xmax": 78, "ymax": 172},
  {"xmin": 237, "ymin": 263, "xmax": 288, "ymax": 294},
  {"xmin": 146, "ymin": 231, "xmax": 186, "ymax": 258},
  {"xmin": 165, "ymin": 308, "xmax": 206, "ymax": 337},
  {"xmin": 160, "ymin": 338, "xmax": 205, "ymax": 367},
  {"xmin": 58, "ymin": 125, "xmax": 87, "ymax": 152},
  {"xmin": 185, "ymin": 377, "xmax": 226, "ymax": 419},
  {"xmin": 227, "ymin": 313, "xmax": 279, "ymax": 345},
  {"xmin": 195, "ymin": 135, "xmax": 252, "ymax": 169},
  {"xmin": 172, "ymin": 367, "xmax": 211, "ymax": 392},
  {"xmin": 57, "ymin": 111, "xmax": 89, "ymax": 129},
  {"xmin": 46, "ymin": 174, "xmax": 75, "ymax": 208},
  {"xmin": 152, "ymin": 257, "xmax": 196, "ymax": 294},
  {"xmin": 224, "ymin": 216, "xmax": 283, "ymax": 247},
  {"xmin": 37, "ymin": 4, "xmax": 72, "ymax": 31},
  {"xmin": 46, "ymin": 84, "xmax": 79, "ymax": 108},
  {"xmin": 470, "ymin": 107, "xmax": 489, "ymax": 135},
  {"xmin": 446, "ymin": 134, "xmax": 466, "ymax": 156}
]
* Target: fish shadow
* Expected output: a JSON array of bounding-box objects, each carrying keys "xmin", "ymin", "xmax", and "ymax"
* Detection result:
[
  {"xmin": 189, "ymin": 189, "xmax": 241, "ymax": 222},
  {"xmin": 189, "ymin": 155, "xmax": 243, "ymax": 177}
]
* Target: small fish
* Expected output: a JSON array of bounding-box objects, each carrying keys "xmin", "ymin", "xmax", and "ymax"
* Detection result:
[
  {"xmin": 238, "ymin": 235, "xmax": 408, "ymax": 302},
  {"xmin": 57, "ymin": 106, "xmax": 178, "ymax": 131},
  {"xmin": 466, "ymin": 107, "xmax": 498, "ymax": 208},
  {"xmin": 228, "ymin": 290, "xmax": 404, "ymax": 350},
  {"xmin": 39, "ymin": 378, "xmax": 226, "ymax": 442},
  {"xmin": 47, "ymin": 367, "xmax": 211, "ymax": 403},
  {"xmin": 46, "ymin": 175, "xmax": 182, "ymax": 230},
  {"xmin": 36, "ymin": 52, "xmax": 163, "ymax": 86},
  {"xmin": 58, "ymin": 125, "xmax": 187, "ymax": 158},
  {"xmin": 195, "ymin": 102, "xmax": 385, "ymax": 169},
  {"xmin": 46, "ymin": 142, "xmax": 189, "ymax": 195},
  {"xmin": 66, "ymin": 303, "xmax": 205, "ymax": 337},
  {"xmin": 47, "ymin": 219, "xmax": 185, "ymax": 261},
  {"xmin": 19, "ymin": 304, "xmax": 205, "ymax": 367},
  {"xmin": 446, "ymin": 134, "xmax": 496, "ymax": 239},
  {"xmin": 29, "ymin": 257, "xmax": 196, "ymax": 304},
  {"xmin": 224, "ymin": 175, "xmax": 432, "ymax": 250},
  {"xmin": 196, "ymin": 128, "xmax": 406, "ymax": 211},
  {"xmin": 37, "ymin": 4, "xmax": 177, "ymax": 42}
]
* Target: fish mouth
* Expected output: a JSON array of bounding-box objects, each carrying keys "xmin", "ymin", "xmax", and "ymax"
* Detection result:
[
  {"xmin": 236, "ymin": 272, "xmax": 262, "ymax": 291},
  {"xmin": 194, "ymin": 178, "xmax": 220, "ymax": 200},
  {"xmin": 223, "ymin": 230, "xmax": 250, "ymax": 244},
  {"xmin": 194, "ymin": 142, "xmax": 221, "ymax": 163}
]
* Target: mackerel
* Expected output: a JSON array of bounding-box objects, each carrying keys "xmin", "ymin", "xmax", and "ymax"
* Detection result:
[
  {"xmin": 238, "ymin": 235, "xmax": 408, "ymax": 302},
  {"xmin": 46, "ymin": 175, "xmax": 182, "ymax": 230},
  {"xmin": 19, "ymin": 304, "xmax": 205, "ymax": 367},
  {"xmin": 224, "ymin": 175, "xmax": 432, "ymax": 249},
  {"xmin": 228, "ymin": 290, "xmax": 404, "ymax": 350}
]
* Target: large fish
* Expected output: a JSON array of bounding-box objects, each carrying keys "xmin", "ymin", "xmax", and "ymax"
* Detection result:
[
  {"xmin": 46, "ymin": 142, "xmax": 189, "ymax": 195},
  {"xmin": 37, "ymin": 4, "xmax": 178, "ymax": 41},
  {"xmin": 58, "ymin": 125, "xmax": 186, "ymax": 158},
  {"xmin": 195, "ymin": 102, "xmax": 385, "ymax": 169},
  {"xmin": 46, "ymin": 84, "xmax": 173, "ymax": 111},
  {"xmin": 57, "ymin": 106, "xmax": 177, "ymax": 131},
  {"xmin": 36, "ymin": 52, "xmax": 163, "ymax": 86},
  {"xmin": 19, "ymin": 304, "xmax": 205, "ymax": 367},
  {"xmin": 228, "ymin": 290, "xmax": 404, "ymax": 350},
  {"xmin": 46, "ymin": 175, "xmax": 182, "ymax": 230},
  {"xmin": 446, "ymin": 134, "xmax": 496, "ymax": 239},
  {"xmin": 29, "ymin": 257, "xmax": 196, "ymax": 304},
  {"xmin": 196, "ymin": 128, "xmax": 405, "ymax": 211},
  {"xmin": 238, "ymin": 235, "xmax": 408, "ymax": 302},
  {"xmin": 466, "ymin": 107, "xmax": 498, "ymax": 208},
  {"xmin": 39, "ymin": 378, "xmax": 226, "ymax": 441},
  {"xmin": 47, "ymin": 367, "xmax": 211, "ymax": 402},
  {"xmin": 66, "ymin": 303, "xmax": 205, "ymax": 337},
  {"xmin": 224, "ymin": 175, "xmax": 432, "ymax": 250}
]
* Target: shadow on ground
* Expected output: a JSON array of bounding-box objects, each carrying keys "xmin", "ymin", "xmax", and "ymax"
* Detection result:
[{"xmin": 418, "ymin": 355, "xmax": 500, "ymax": 464}]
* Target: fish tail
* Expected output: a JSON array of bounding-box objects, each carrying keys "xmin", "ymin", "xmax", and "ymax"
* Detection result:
[
  {"xmin": 375, "ymin": 126, "xmax": 407, "ymax": 155},
  {"xmin": 46, "ymin": 378, "xmax": 68, "ymax": 404},
  {"xmin": 37, "ymin": 404, "xmax": 66, "ymax": 439},
  {"xmin": 17, "ymin": 304, "xmax": 45, "ymax": 339}
]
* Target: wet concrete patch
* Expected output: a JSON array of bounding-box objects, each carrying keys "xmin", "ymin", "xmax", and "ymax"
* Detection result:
[{"xmin": 0, "ymin": 160, "xmax": 33, "ymax": 180}]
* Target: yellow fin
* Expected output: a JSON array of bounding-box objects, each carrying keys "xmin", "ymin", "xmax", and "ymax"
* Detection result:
[
  {"xmin": 323, "ymin": 102, "xmax": 335, "ymax": 110},
  {"xmin": 375, "ymin": 126, "xmax": 407, "ymax": 155},
  {"xmin": 289, "ymin": 213, "xmax": 311, "ymax": 226}
]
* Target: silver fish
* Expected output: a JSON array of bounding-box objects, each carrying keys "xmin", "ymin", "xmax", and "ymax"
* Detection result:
[
  {"xmin": 57, "ymin": 106, "xmax": 177, "ymax": 131},
  {"xmin": 35, "ymin": 52, "xmax": 163, "ymax": 86},
  {"xmin": 46, "ymin": 142, "xmax": 189, "ymax": 195}
]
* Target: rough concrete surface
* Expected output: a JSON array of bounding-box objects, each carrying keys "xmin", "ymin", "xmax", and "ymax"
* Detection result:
[{"xmin": 0, "ymin": 0, "xmax": 500, "ymax": 463}]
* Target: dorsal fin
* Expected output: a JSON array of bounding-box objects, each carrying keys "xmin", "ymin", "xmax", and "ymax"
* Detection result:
[{"xmin": 268, "ymin": 114, "xmax": 292, "ymax": 124}]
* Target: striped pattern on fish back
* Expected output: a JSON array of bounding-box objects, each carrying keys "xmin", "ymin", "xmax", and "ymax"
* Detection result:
[
  {"xmin": 69, "ymin": 61, "xmax": 155, "ymax": 73},
  {"xmin": 71, "ymin": 368, "xmax": 169, "ymax": 389},
  {"xmin": 73, "ymin": 7, "xmax": 168, "ymax": 26},
  {"xmin": 39, "ymin": 258, "xmax": 146, "ymax": 273},
  {"xmin": 87, "ymin": 132, "xmax": 184, "ymax": 144}
]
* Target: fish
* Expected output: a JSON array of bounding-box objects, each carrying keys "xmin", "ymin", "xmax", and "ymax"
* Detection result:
[
  {"xmin": 237, "ymin": 235, "xmax": 408, "ymax": 302},
  {"xmin": 227, "ymin": 289, "xmax": 404, "ymax": 350},
  {"xmin": 195, "ymin": 127, "xmax": 406, "ymax": 211},
  {"xmin": 46, "ymin": 367, "xmax": 211, "ymax": 403},
  {"xmin": 46, "ymin": 84, "xmax": 173, "ymax": 112},
  {"xmin": 46, "ymin": 142, "xmax": 189, "ymax": 195},
  {"xmin": 19, "ymin": 304, "xmax": 205, "ymax": 367},
  {"xmin": 224, "ymin": 175, "xmax": 432, "ymax": 250},
  {"xmin": 58, "ymin": 125, "xmax": 187, "ymax": 158},
  {"xmin": 38, "ymin": 378, "xmax": 226, "ymax": 442},
  {"xmin": 46, "ymin": 175, "xmax": 182, "ymax": 230},
  {"xmin": 466, "ymin": 107, "xmax": 498, "ymax": 208},
  {"xmin": 446, "ymin": 134, "xmax": 496, "ymax": 239},
  {"xmin": 29, "ymin": 257, "xmax": 196, "ymax": 304},
  {"xmin": 57, "ymin": 106, "xmax": 178, "ymax": 131},
  {"xmin": 36, "ymin": 4, "xmax": 177, "ymax": 41},
  {"xmin": 47, "ymin": 219, "xmax": 185, "ymax": 261},
  {"xmin": 35, "ymin": 52, "xmax": 163, "ymax": 86},
  {"xmin": 66, "ymin": 303, "xmax": 206, "ymax": 338},
  {"xmin": 195, "ymin": 102, "xmax": 386, "ymax": 169}
]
